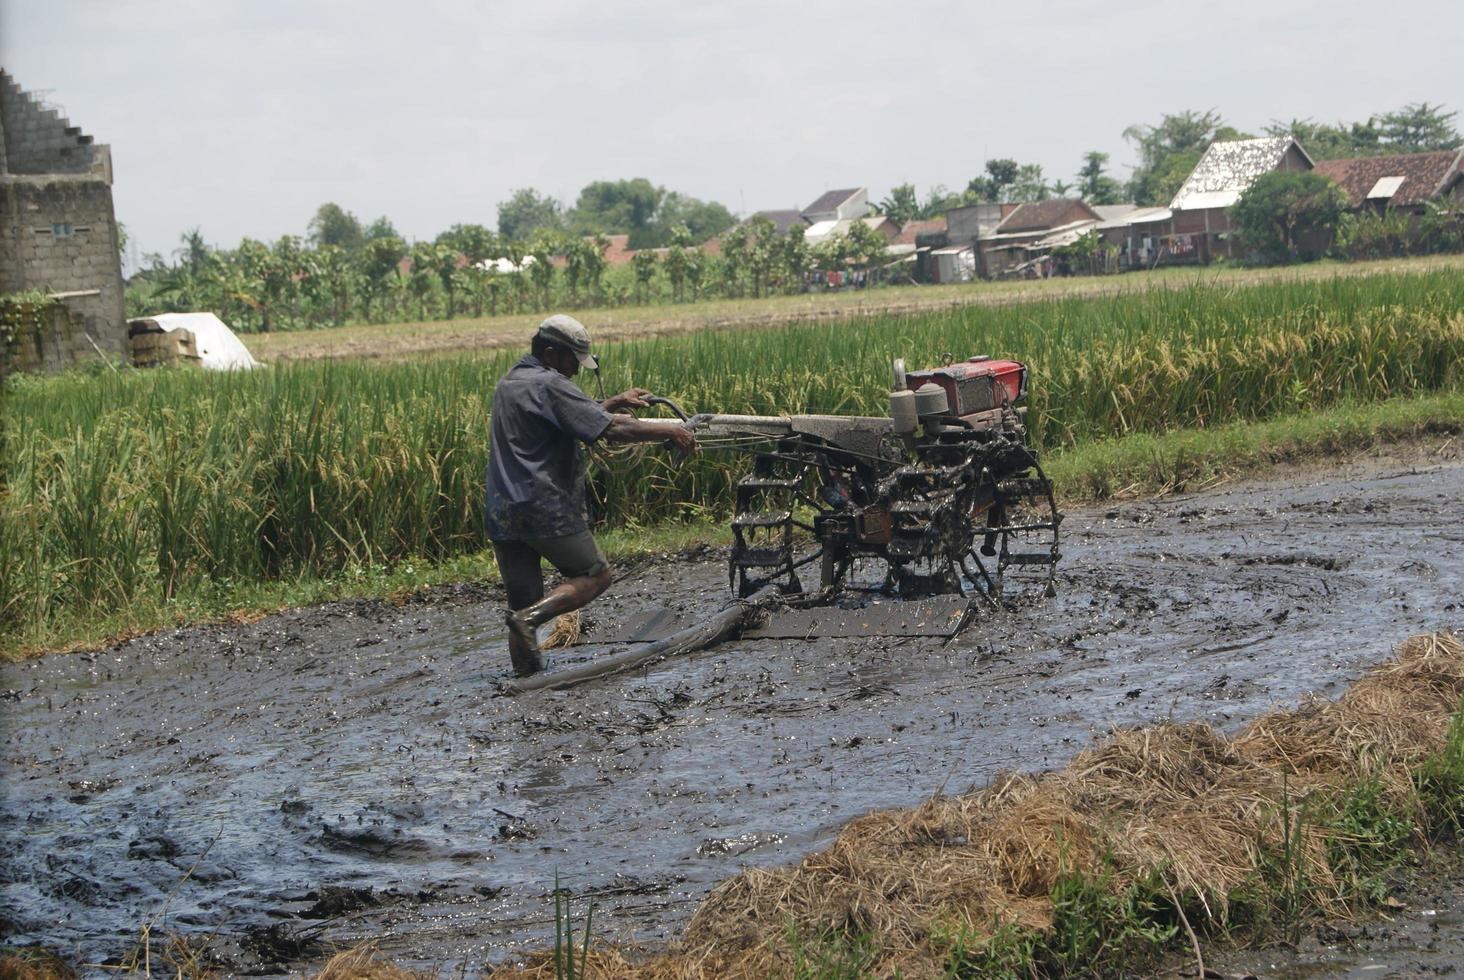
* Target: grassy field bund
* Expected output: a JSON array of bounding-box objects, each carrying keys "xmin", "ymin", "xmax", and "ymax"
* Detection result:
[{"xmin": 3, "ymin": 268, "xmax": 1463, "ymax": 656}]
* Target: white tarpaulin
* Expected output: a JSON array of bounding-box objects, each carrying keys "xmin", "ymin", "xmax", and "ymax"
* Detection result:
[{"xmin": 131, "ymin": 313, "xmax": 260, "ymax": 370}]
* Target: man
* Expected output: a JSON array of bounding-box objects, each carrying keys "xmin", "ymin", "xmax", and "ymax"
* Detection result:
[{"xmin": 485, "ymin": 314, "xmax": 697, "ymax": 676}]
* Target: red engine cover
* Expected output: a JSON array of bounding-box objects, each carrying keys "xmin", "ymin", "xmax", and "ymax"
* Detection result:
[{"xmin": 904, "ymin": 357, "xmax": 1026, "ymax": 415}]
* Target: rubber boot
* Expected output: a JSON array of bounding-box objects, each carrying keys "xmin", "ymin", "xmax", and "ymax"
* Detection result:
[{"xmin": 505, "ymin": 611, "xmax": 544, "ymax": 676}]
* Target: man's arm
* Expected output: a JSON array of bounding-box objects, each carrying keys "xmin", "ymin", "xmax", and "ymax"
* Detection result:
[{"xmin": 603, "ymin": 414, "xmax": 697, "ymax": 454}]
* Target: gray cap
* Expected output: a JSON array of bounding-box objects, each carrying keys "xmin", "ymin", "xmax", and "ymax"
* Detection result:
[{"xmin": 535, "ymin": 314, "xmax": 597, "ymax": 369}]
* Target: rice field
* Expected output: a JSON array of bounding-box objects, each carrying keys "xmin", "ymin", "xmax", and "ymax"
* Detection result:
[{"xmin": 2, "ymin": 270, "xmax": 1462, "ymax": 646}]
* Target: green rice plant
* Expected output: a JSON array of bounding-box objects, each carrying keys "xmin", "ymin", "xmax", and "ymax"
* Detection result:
[
  {"xmin": 553, "ymin": 870, "xmax": 595, "ymax": 980},
  {"xmin": 1415, "ymin": 703, "xmax": 1464, "ymax": 836},
  {"xmin": 938, "ymin": 916, "xmax": 1037, "ymax": 979},
  {"xmin": 1323, "ymin": 775, "xmax": 1416, "ymax": 904},
  {"xmin": 781, "ymin": 917, "xmax": 878, "ymax": 980},
  {"xmin": 3, "ymin": 270, "xmax": 1462, "ymax": 646}
]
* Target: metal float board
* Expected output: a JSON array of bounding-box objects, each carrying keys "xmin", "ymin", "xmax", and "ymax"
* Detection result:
[
  {"xmin": 599, "ymin": 606, "xmax": 686, "ymax": 644},
  {"xmin": 599, "ymin": 595, "xmax": 973, "ymax": 644},
  {"xmin": 745, "ymin": 596, "xmax": 972, "ymax": 639}
]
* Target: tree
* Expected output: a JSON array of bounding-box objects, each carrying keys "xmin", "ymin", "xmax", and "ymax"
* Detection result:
[
  {"xmin": 631, "ymin": 249, "xmax": 659, "ymax": 304},
  {"xmin": 843, "ymin": 220, "xmax": 889, "ymax": 267},
  {"xmin": 875, "ymin": 183, "xmax": 921, "ymax": 224},
  {"xmin": 1377, "ymin": 102, "xmax": 1461, "ymax": 153},
  {"xmin": 308, "ymin": 203, "xmax": 364, "ymax": 250},
  {"xmin": 746, "ymin": 216, "xmax": 779, "ymax": 297},
  {"xmin": 360, "ymin": 236, "xmax": 407, "ymax": 321},
  {"xmin": 1266, "ymin": 118, "xmax": 1380, "ymax": 160},
  {"xmin": 525, "ymin": 232, "xmax": 559, "ymax": 310},
  {"xmin": 652, "ymin": 191, "xmax": 736, "ymax": 245},
  {"xmin": 779, "ymin": 224, "xmax": 809, "ymax": 293},
  {"xmin": 568, "ymin": 178, "xmax": 663, "ymax": 245},
  {"xmin": 1266, "ymin": 104, "xmax": 1461, "ymax": 160},
  {"xmin": 967, "ymin": 158, "xmax": 1020, "ymax": 202},
  {"xmin": 663, "ymin": 224, "xmax": 692, "ymax": 302},
  {"xmin": 436, "ymin": 223, "xmax": 499, "ymax": 263},
  {"xmin": 1076, "ymin": 151, "xmax": 1123, "ymax": 204},
  {"xmin": 1008, "ymin": 164, "xmax": 1050, "ymax": 203},
  {"xmin": 498, "ymin": 188, "xmax": 563, "ymax": 242},
  {"xmin": 719, "ymin": 224, "xmax": 750, "ymax": 298},
  {"xmin": 365, "ymin": 216, "xmax": 399, "ymax": 240},
  {"xmin": 1049, "ymin": 179, "xmax": 1073, "ymax": 198},
  {"xmin": 1231, "ymin": 171, "xmax": 1348, "ymax": 264},
  {"xmin": 1124, "ymin": 110, "xmax": 1249, "ymax": 205},
  {"xmin": 175, "ymin": 228, "xmax": 212, "ymax": 278},
  {"xmin": 921, "ymin": 184, "xmax": 966, "ymax": 217}
]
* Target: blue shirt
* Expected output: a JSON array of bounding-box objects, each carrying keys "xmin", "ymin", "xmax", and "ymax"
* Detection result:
[{"xmin": 485, "ymin": 355, "xmax": 614, "ymax": 541}]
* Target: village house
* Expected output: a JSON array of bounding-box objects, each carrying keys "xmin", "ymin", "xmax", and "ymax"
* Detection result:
[
  {"xmin": 1095, "ymin": 205, "xmax": 1172, "ymax": 270},
  {"xmin": 1, "ymin": 71, "xmax": 127, "ymax": 372},
  {"xmin": 977, "ymin": 198, "xmax": 1104, "ymax": 278},
  {"xmin": 1312, "ymin": 150, "xmax": 1464, "ymax": 214},
  {"xmin": 1167, "ymin": 136, "xmax": 1313, "ymax": 263},
  {"xmin": 800, "ymin": 187, "xmax": 869, "ymax": 223},
  {"xmin": 803, "ymin": 213, "xmax": 899, "ymax": 248}
]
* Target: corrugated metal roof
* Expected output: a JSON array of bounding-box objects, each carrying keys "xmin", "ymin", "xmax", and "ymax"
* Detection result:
[
  {"xmin": 1032, "ymin": 220, "xmax": 1100, "ymax": 249},
  {"xmin": 1170, "ymin": 137, "xmax": 1299, "ymax": 211},
  {"xmin": 1091, "ymin": 204, "xmax": 1138, "ymax": 223},
  {"xmin": 1096, "ymin": 206, "xmax": 1171, "ymax": 230},
  {"xmin": 983, "ymin": 217, "xmax": 1095, "ymax": 243}
]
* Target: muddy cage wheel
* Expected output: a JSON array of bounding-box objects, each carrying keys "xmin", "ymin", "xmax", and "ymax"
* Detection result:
[
  {"xmin": 964, "ymin": 453, "xmax": 1061, "ymax": 604},
  {"xmin": 728, "ymin": 444, "xmax": 833, "ymax": 598}
]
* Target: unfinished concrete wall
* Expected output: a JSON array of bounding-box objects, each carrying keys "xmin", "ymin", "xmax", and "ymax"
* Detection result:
[
  {"xmin": 0, "ymin": 71, "xmax": 108, "ymax": 177},
  {"xmin": 0, "ymin": 71, "xmax": 126, "ymax": 368}
]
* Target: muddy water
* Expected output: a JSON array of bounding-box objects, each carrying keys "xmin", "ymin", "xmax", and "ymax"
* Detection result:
[{"xmin": 3, "ymin": 459, "xmax": 1462, "ymax": 975}]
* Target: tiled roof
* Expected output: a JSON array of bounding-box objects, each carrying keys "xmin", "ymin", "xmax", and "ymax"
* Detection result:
[
  {"xmin": 1312, "ymin": 150, "xmax": 1464, "ymax": 208},
  {"xmin": 802, "ymin": 188, "xmax": 862, "ymax": 216},
  {"xmin": 995, "ymin": 199, "xmax": 1103, "ymax": 234},
  {"xmin": 893, "ymin": 217, "xmax": 946, "ymax": 246},
  {"xmin": 1170, "ymin": 137, "xmax": 1305, "ymax": 210}
]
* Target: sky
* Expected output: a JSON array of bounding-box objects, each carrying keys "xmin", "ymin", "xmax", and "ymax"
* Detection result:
[{"xmin": 2, "ymin": 0, "xmax": 1456, "ymax": 265}]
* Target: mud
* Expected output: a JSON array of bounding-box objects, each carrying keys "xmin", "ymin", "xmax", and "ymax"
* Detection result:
[{"xmin": 3, "ymin": 456, "xmax": 1462, "ymax": 975}]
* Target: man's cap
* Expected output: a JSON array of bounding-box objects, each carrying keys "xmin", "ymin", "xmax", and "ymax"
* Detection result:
[{"xmin": 536, "ymin": 314, "xmax": 597, "ymax": 369}]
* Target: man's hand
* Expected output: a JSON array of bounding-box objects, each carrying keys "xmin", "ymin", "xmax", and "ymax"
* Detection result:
[
  {"xmin": 664, "ymin": 425, "xmax": 698, "ymax": 456},
  {"xmin": 602, "ymin": 387, "xmax": 652, "ymax": 413}
]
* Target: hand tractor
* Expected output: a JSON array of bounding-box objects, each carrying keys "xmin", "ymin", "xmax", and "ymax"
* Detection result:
[{"xmin": 644, "ymin": 354, "xmax": 1062, "ymax": 605}]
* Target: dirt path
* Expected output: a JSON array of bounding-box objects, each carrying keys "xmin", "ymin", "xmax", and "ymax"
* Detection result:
[{"xmin": 2, "ymin": 457, "xmax": 1462, "ymax": 975}]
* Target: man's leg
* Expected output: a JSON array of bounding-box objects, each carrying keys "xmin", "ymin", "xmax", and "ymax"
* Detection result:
[
  {"xmin": 505, "ymin": 531, "xmax": 611, "ymax": 669},
  {"xmin": 491, "ymin": 540, "xmax": 547, "ymax": 676}
]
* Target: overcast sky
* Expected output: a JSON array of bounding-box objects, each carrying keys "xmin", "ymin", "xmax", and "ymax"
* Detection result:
[{"xmin": 2, "ymin": 0, "xmax": 1456, "ymax": 262}]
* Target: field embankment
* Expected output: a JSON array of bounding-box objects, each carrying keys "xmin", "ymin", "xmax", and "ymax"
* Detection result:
[
  {"xmin": 3, "ymin": 269, "xmax": 1462, "ymax": 656},
  {"xmin": 245, "ymin": 254, "xmax": 1464, "ymax": 364},
  {"xmin": 481, "ymin": 632, "xmax": 1464, "ymax": 980}
]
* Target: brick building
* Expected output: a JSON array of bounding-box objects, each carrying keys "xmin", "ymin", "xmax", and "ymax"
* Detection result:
[{"xmin": 1, "ymin": 70, "xmax": 127, "ymax": 370}]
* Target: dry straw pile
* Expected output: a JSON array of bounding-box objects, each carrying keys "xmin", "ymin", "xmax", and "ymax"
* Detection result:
[{"xmin": 483, "ymin": 631, "xmax": 1464, "ymax": 978}]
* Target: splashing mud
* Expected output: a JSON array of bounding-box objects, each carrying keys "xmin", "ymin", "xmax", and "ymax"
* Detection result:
[{"xmin": 2, "ymin": 457, "xmax": 1461, "ymax": 974}]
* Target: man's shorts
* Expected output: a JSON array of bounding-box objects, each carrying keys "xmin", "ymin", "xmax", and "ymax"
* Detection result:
[{"xmin": 492, "ymin": 530, "xmax": 609, "ymax": 609}]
